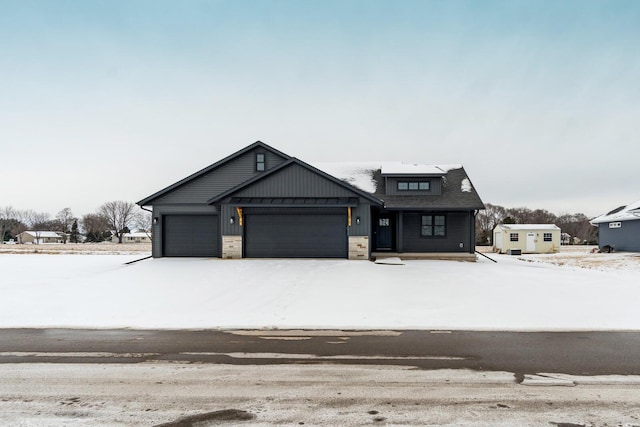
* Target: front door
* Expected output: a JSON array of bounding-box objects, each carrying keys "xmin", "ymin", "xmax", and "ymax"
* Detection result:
[
  {"xmin": 376, "ymin": 216, "xmax": 393, "ymax": 250},
  {"xmin": 526, "ymin": 232, "xmax": 536, "ymax": 252}
]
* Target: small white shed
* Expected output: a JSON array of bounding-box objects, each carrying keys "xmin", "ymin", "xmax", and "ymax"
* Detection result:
[{"xmin": 493, "ymin": 224, "xmax": 561, "ymax": 254}]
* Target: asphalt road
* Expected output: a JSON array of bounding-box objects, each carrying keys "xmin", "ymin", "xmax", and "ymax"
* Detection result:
[{"xmin": 1, "ymin": 328, "xmax": 639, "ymax": 377}]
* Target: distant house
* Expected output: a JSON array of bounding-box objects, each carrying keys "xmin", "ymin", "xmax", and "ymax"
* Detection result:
[
  {"xmin": 112, "ymin": 232, "xmax": 152, "ymax": 244},
  {"xmin": 590, "ymin": 199, "xmax": 640, "ymax": 252},
  {"xmin": 137, "ymin": 141, "xmax": 484, "ymax": 260},
  {"xmin": 16, "ymin": 231, "xmax": 63, "ymax": 244},
  {"xmin": 493, "ymin": 224, "xmax": 561, "ymax": 254}
]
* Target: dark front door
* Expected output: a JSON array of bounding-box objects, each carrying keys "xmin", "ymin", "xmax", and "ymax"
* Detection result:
[{"xmin": 375, "ymin": 215, "xmax": 393, "ymax": 250}]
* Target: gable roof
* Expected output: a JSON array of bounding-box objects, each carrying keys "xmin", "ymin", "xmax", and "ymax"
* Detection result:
[
  {"xmin": 208, "ymin": 158, "xmax": 383, "ymax": 205},
  {"xmin": 590, "ymin": 199, "xmax": 640, "ymax": 224},
  {"xmin": 137, "ymin": 141, "xmax": 291, "ymax": 206},
  {"xmin": 373, "ymin": 166, "xmax": 485, "ymax": 210},
  {"xmin": 20, "ymin": 231, "xmax": 62, "ymax": 238},
  {"xmin": 495, "ymin": 224, "xmax": 560, "ymax": 231}
]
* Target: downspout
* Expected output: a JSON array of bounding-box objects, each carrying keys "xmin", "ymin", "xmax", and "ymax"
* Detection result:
[{"xmin": 140, "ymin": 206, "xmax": 155, "ymax": 257}]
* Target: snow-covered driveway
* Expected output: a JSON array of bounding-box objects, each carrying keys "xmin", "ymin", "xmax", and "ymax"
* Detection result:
[{"xmin": 1, "ymin": 253, "xmax": 639, "ymax": 330}]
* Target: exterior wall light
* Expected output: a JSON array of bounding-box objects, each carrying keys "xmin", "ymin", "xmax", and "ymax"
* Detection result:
[
  {"xmin": 153, "ymin": 217, "xmax": 158, "ymax": 225},
  {"xmin": 230, "ymin": 216, "xmax": 235, "ymax": 225},
  {"xmin": 356, "ymin": 217, "xmax": 361, "ymax": 225}
]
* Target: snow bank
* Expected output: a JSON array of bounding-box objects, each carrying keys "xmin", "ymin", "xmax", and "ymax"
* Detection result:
[{"xmin": 1, "ymin": 254, "xmax": 639, "ymax": 330}]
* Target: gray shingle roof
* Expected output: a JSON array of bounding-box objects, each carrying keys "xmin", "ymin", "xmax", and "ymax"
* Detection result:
[{"xmin": 372, "ymin": 167, "xmax": 485, "ymax": 210}]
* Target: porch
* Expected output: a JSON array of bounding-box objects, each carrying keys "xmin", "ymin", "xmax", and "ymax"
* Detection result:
[{"xmin": 371, "ymin": 252, "xmax": 477, "ymax": 262}]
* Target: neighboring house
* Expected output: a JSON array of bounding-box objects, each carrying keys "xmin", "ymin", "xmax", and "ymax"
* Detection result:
[
  {"xmin": 16, "ymin": 231, "xmax": 63, "ymax": 244},
  {"xmin": 112, "ymin": 232, "xmax": 152, "ymax": 244},
  {"xmin": 137, "ymin": 141, "xmax": 484, "ymax": 260},
  {"xmin": 493, "ymin": 224, "xmax": 561, "ymax": 254},
  {"xmin": 590, "ymin": 199, "xmax": 640, "ymax": 252}
]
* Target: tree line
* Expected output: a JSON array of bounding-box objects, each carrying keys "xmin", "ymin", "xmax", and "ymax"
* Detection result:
[
  {"xmin": 475, "ymin": 203, "xmax": 598, "ymax": 246},
  {"xmin": 0, "ymin": 201, "xmax": 150, "ymax": 244}
]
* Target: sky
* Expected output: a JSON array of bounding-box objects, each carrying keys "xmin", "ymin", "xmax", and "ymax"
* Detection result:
[{"xmin": 1, "ymin": 0, "xmax": 639, "ymax": 219}]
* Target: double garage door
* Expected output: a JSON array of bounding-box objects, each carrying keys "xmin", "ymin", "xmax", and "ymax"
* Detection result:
[
  {"xmin": 162, "ymin": 211, "xmax": 348, "ymax": 258},
  {"xmin": 244, "ymin": 211, "xmax": 348, "ymax": 258}
]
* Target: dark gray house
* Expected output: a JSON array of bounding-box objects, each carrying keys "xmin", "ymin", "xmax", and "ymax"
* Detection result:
[
  {"xmin": 137, "ymin": 141, "xmax": 485, "ymax": 260},
  {"xmin": 590, "ymin": 200, "xmax": 640, "ymax": 252}
]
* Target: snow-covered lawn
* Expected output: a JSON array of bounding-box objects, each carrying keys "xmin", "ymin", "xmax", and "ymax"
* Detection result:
[{"xmin": 1, "ymin": 247, "xmax": 639, "ymax": 331}]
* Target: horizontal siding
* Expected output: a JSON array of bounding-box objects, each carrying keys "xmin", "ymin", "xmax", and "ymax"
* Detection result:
[
  {"xmin": 599, "ymin": 220, "xmax": 640, "ymax": 252},
  {"xmin": 401, "ymin": 211, "xmax": 470, "ymax": 252},
  {"xmin": 152, "ymin": 148, "xmax": 287, "ymax": 205}
]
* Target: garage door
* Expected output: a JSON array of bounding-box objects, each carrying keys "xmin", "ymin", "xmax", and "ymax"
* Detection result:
[
  {"xmin": 163, "ymin": 215, "xmax": 219, "ymax": 257},
  {"xmin": 244, "ymin": 212, "xmax": 347, "ymax": 258}
]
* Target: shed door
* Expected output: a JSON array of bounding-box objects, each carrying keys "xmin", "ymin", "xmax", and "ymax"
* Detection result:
[
  {"xmin": 244, "ymin": 212, "xmax": 347, "ymax": 258},
  {"xmin": 163, "ymin": 215, "xmax": 219, "ymax": 257},
  {"xmin": 526, "ymin": 232, "xmax": 536, "ymax": 252}
]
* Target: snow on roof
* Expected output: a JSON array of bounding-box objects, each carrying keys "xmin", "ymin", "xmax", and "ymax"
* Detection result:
[
  {"xmin": 22, "ymin": 231, "xmax": 62, "ymax": 238},
  {"xmin": 313, "ymin": 161, "xmax": 464, "ymax": 194},
  {"xmin": 591, "ymin": 199, "xmax": 640, "ymax": 224},
  {"xmin": 312, "ymin": 162, "xmax": 381, "ymax": 194},
  {"xmin": 380, "ymin": 162, "xmax": 462, "ymax": 175},
  {"xmin": 461, "ymin": 178, "xmax": 472, "ymax": 192},
  {"xmin": 497, "ymin": 224, "xmax": 560, "ymax": 231}
]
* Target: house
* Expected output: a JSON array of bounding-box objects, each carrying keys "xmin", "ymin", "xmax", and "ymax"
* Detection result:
[
  {"xmin": 493, "ymin": 224, "xmax": 561, "ymax": 254},
  {"xmin": 112, "ymin": 232, "xmax": 152, "ymax": 244},
  {"xmin": 590, "ymin": 199, "xmax": 640, "ymax": 252},
  {"xmin": 16, "ymin": 231, "xmax": 63, "ymax": 244},
  {"xmin": 137, "ymin": 141, "xmax": 484, "ymax": 260}
]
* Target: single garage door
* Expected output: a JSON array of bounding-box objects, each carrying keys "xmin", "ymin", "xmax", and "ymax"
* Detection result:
[
  {"xmin": 245, "ymin": 212, "xmax": 347, "ymax": 258},
  {"xmin": 163, "ymin": 215, "xmax": 219, "ymax": 257}
]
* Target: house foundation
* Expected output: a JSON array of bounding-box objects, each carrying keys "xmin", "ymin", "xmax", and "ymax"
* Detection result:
[
  {"xmin": 222, "ymin": 236, "xmax": 243, "ymax": 259},
  {"xmin": 348, "ymin": 236, "xmax": 369, "ymax": 260}
]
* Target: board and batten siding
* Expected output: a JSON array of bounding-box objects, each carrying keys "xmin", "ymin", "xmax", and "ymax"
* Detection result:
[
  {"xmin": 231, "ymin": 163, "xmax": 362, "ymax": 199},
  {"xmin": 401, "ymin": 211, "xmax": 470, "ymax": 253},
  {"xmin": 384, "ymin": 177, "xmax": 442, "ymax": 196},
  {"xmin": 151, "ymin": 149, "xmax": 287, "ymax": 205}
]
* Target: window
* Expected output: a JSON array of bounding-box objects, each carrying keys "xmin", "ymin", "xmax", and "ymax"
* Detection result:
[
  {"xmin": 510, "ymin": 233, "xmax": 519, "ymax": 242},
  {"xmin": 379, "ymin": 218, "xmax": 389, "ymax": 226},
  {"xmin": 421, "ymin": 215, "xmax": 445, "ymax": 237},
  {"xmin": 398, "ymin": 181, "xmax": 430, "ymax": 191},
  {"xmin": 256, "ymin": 153, "xmax": 265, "ymax": 171},
  {"xmin": 543, "ymin": 233, "xmax": 552, "ymax": 242}
]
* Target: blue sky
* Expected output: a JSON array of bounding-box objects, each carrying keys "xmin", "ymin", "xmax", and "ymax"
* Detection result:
[{"xmin": 1, "ymin": 0, "xmax": 639, "ymax": 217}]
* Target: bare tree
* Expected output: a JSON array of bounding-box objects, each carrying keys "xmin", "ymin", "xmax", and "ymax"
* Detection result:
[
  {"xmin": 475, "ymin": 203, "xmax": 506, "ymax": 245},
  {"xmin": 0, "ymin": 206, "xmax": 19, "ymax": 242},
  {"xmin": 136, "ymin": 210, "xmax": 153, "ymax": 242},
  {"xmin": 98, "ymin": 201, "xmax": 139, "ymax": 244},
  {"xmin": 81, "ymin": 213, "xmax": 111, "ymax": 242},
  {"xmin": 55, "ymin": 207, "xmax": 75, "ymax": 244},
  {"xmin": 23, "ymin": 210, "xmax": 51, "ymax": 244}
]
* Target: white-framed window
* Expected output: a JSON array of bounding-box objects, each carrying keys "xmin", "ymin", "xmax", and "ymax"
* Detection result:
[
  {"xmin": 609, "ymin": 222, "xmax": 622, "ymax": 229},
  {"xmin": 543, "ymin": 233, "xmax": 552, "ymax": 242},
  {"xmin": 510, "ymin": 233, "xmax": 519, "ymax": 242}
]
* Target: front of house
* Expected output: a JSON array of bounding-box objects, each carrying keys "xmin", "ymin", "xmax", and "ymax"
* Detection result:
[{"xmin": 137, "ymin": 141, "xmax": 484, "ymax": 260}]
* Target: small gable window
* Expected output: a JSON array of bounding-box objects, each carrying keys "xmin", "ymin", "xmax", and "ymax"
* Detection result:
[
  {"xmin": 398, "ymin": 181, "xmax": 429, "ymax": 191},
  {"xmin": 421, "ymin": 215, "xmax": 445, "ymax": 237},
  {"xmin": 256, "ymin": 153, "xmax": 265, "ymax": 171}
]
